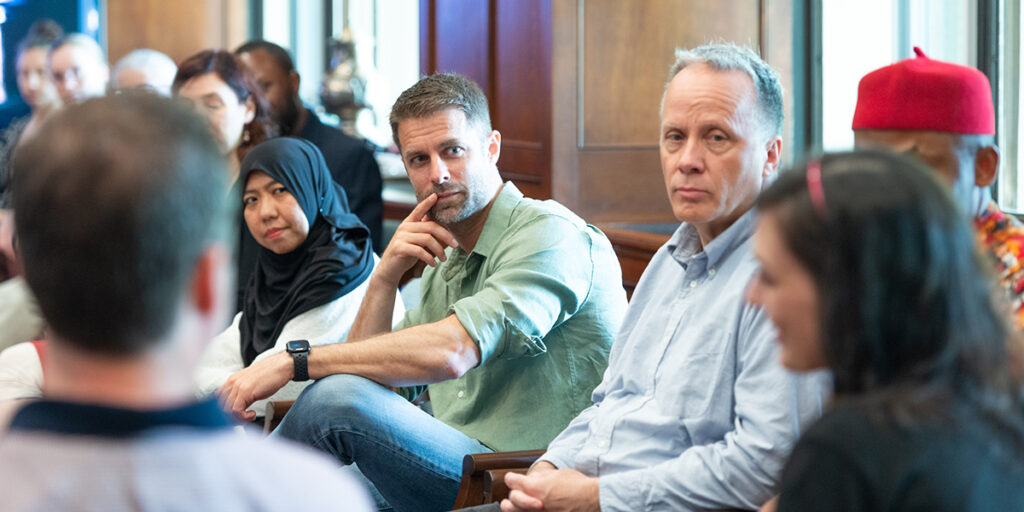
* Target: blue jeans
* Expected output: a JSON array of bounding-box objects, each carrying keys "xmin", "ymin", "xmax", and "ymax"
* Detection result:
[{"xmin": 272, "ymin": 374, "xmax": 492, "ymax": 512}]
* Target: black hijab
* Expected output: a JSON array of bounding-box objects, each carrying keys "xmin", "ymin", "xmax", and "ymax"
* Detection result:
[{"xmin": 238, "ymin": 137, "xmax": 374, "ymax": 366}]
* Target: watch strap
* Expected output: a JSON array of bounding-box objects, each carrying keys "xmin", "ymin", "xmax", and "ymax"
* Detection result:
[{"xmin": 291, "ymin": 351, "xmax": 309, "ymax": 382}]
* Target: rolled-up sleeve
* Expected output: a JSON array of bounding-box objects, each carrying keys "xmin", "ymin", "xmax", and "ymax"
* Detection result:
[{"xmin": 451, "ymin": 217, "xmax": 597, "ymax": 364}]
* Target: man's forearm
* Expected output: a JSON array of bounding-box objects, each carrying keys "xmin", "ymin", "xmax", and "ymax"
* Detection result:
[
  {"xmin": 348, "ymin": 273, "xmax": 400, "ymax": 342},
  {"xmin": 309, "ymin": 315, "xmax": 480, "ymax": 387}
]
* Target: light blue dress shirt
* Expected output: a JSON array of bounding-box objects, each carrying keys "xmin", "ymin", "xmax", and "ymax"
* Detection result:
[{"xmin": 540, "ymin": 208, "xmax": 830, "ymax": 511}]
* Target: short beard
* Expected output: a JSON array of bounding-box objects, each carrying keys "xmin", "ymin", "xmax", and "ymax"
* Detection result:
[
  {"xmin": 420, "ymin": 183, "xmax": 485, "ymax": 226},
  {"xmin": 277, "ymin": 99, "xmax": 302, "ymax": 135}
]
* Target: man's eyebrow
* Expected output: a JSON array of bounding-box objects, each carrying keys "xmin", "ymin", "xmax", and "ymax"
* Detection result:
[{"xmin": 402, "ymin": 148, "xmax": 427, "ymax": 161}]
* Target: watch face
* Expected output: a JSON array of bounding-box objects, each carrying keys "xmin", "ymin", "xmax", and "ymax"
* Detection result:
[{"xmin": 286, "ymin": 340, "xmax": 310, "ymax": 353}]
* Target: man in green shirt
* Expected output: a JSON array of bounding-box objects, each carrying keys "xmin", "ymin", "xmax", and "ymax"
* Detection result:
[{"xmin": 218, "ymin": 73, "xmax": 627, "ymax": 511}]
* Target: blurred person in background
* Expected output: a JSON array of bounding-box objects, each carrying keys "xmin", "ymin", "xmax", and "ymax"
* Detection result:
[
  {"xmin": 109, "ymin": 48, "xmax": 178, "ymax": 96},
  {"xmin": 48, "ymin": 33, "xmax": 108, "ymax": 104},
  {"xmin": 748, "ymin": 150, "xmax": 1024, "ymax": 511}
]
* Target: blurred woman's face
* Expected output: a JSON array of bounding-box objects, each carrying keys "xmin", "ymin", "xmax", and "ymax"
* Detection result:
[
  {"xmin": 17, "ymin": 47, "xmax": 56, "ymax": 109},
  {"xmin": 176, "ymin": 72, "xmax": 255, "ymax": 156},
  {"xmin": 242, "ymin": 170, "xmax": 310, "ymax": 255},
  {"xmin": 747, "ymin": 212, "xmax": 826, "ymax": 371}
]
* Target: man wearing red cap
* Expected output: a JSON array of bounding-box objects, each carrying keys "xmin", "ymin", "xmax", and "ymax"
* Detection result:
[{"xmin": 853, "ymin": 48, "xmax": 1024, "ymax": 326}]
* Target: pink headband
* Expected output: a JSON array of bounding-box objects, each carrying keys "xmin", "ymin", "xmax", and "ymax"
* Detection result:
[{"xmin": 806, "ymin": 160, "xmax": 827, "ymax": 216}]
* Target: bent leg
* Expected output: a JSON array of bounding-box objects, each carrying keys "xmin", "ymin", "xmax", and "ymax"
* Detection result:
[{"xmin": 273, "ymin": 374, "xmax": 491, "ymax": 511}]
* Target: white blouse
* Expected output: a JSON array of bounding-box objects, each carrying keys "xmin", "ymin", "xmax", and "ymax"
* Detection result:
[{"xmin": 193, "ymin": 273, "xmax": 405, "ymax": 416}]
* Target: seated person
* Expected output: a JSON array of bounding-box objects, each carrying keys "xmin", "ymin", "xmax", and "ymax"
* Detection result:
[
  {"xmin": 0, "ymin": 94, "xmax": 372, "ymax": 509},
  {"xmin": 497, "ymin": 43, "xmax": 828, "ymax": 512},
  {"xmin": 48, "ymin": 33, "xmax": 108, "ymax": 104},
  {"xmin": 195, "ymin": 137, "xmax": 403, "ymax": 414},
  {"xmin": 217, "ymin": 73, "xmax": 628, "ymax": 511},
  {"xmin": 1, "ymin": 18, "xmax": 63, "ymax": 187},
  {"xmin": 748, "ymin": 150, "xmax": 1024, "ymax": 511},
  {"xmin": 851, "ymin": 48, "xmax": 1024, "ymax": 373},
  {"xmin": 235, "ymin": 40, "xmax": 385, "ymax": 253}
]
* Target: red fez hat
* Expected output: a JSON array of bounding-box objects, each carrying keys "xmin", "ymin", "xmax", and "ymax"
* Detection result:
[{"xmin": 852, "ymin": 47, "xmax": 994, "ymax": 135}]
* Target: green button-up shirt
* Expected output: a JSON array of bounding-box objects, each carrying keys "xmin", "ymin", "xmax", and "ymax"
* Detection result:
[{"xmin": 395, "ymin": 183, "xmax": 626, "ymax": 451}]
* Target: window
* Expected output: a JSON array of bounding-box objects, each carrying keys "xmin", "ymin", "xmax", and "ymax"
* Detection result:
[
  {"xmin": 257, "ymin": 0, "xmax": 419, "ymax": 148},
  {"xmin": 820, "ymin": 0, "xmax": 975, "ymax": 152},
  {"xmin": 998, "ymin": 0, "xmax": 1024, "ymax": 211}
]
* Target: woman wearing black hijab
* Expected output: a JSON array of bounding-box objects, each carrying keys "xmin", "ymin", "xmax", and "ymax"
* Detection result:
[{"xmin": 195, "ymin": 138, "xmax": 404, "ymax": 413}]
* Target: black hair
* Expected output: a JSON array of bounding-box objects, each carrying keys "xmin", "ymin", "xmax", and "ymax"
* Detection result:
[
  {"xmin": 11, "ymin": 95, "xmax": 229, "ymax": 355},
  {"xmin": 234, "ymin": 40, "xmax": 296, "ymax": 73},
  {"xmin": 758, "ymin": 149, "xmax": 1024, "ymax": 449}
]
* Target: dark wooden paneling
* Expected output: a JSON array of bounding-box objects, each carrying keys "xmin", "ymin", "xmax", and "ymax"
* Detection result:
[
  {"xmin": 578, "ymin": 149, "xmax": 672, "ymax": 223},
  {"xmin": 493, "ymin": 0, "xmax": 553, "ymax": 199},
  {"xmin": 599, "ymin": 226, "xmax": 670, "ymax": 299},
  {"xmin": 429, "ymin": 0, "xmax": 492, "ymax": 98},
  {"xmin": 419, "ymin": 0, "xmax": 435, "ymax": 74},
  {"xmin": 580, "ymin": 0, "xmax": 761, "ymax": 147}
]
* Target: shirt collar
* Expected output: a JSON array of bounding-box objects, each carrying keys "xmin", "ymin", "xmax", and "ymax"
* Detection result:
[
  {"xmin": 470, "ymin": 182, "xmax": 523, "ymax": 259},
  {"xmin": 8, "ymin": 398, "xmax": 234, "ymax": 438},
  {"xmin": 667, "ymin": 207, "xmax": 758, "ymax": 270}
]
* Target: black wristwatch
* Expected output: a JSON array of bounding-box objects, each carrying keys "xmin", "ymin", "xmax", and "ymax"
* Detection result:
[{"xmin": 286, "ymin": 339, "xmax": 311, "ymax": 382}]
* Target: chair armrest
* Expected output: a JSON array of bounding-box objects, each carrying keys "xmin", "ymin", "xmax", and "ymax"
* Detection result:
[
  {"xmin": 451, "ymin": 449, "xmax": 545, "ymax": 508},
  {"xmin": 483, "ymin": 468, "xmax": 527, "ymax": 504},
  {"xmin": 263, "ymin": 400, "xmax": 295, "ymax": 434}
]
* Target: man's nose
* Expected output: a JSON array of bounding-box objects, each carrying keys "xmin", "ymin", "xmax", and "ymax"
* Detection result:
[
  {"xmin": 676, "ymin": 139, "xmax": 705, "ymax": 174},
  {"xmin": 430, "ymin": 157, "xmax": 451, "ymax": 184}
]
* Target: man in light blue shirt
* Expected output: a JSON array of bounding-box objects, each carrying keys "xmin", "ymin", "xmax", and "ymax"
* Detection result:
[{"xmin": 500, "ymin": 43, "xmax": 829, "ymax": 512}]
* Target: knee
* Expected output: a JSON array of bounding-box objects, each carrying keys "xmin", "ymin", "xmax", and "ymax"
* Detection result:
[{"xmin": 288, "ymin": 374, "xmax": 388, "ymax": 426}]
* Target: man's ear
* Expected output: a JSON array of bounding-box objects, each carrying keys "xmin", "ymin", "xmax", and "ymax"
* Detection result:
[
  {"xmin": 485, "ymin": 129, "xmax": 501, "ymax": 165},
  {"xmin": 289, "ymin": 70, "xmax": 301, "ymax": 97},
  {"xmin": 189, "ymin": 243, "xmax": 231, "ymax": 317},
  {"xmin": 762, "ymin": 136, "xmax": 783, "ymax": 179},
  {"xmin": 974, "ymin": 145, "xmax": 999, "ymax": 188}
]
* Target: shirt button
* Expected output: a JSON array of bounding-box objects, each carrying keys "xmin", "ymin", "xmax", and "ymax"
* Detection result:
[
  {"xmin": 708, "ymin": 268, "xmax": 716, "ymax": 276},
  {"xmin": 689, "ymin": 281, "xmax": 697, "ymax": 288},
  {"xmin": 457, "ymin": 391, "xmax": 465, "ymax": 398},
  {"xmin": 598, "ymin": 440, "xmax": 608, "ymax": 448}
]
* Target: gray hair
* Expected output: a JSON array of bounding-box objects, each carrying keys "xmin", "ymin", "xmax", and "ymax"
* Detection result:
[
  {"xmin": 111, "ymin": 49, "xmax": 178, "ymax": 96},
  {"xmin": 389, "ymin": 73, "xmax": 492, "ymax": 148},
  {"xmin": 663, "ymin": 43, "xmax": 784, "ymax": 138},
  {"xmin": 50, "ymin": 33, "xmax": 107, "ymax": 68}
]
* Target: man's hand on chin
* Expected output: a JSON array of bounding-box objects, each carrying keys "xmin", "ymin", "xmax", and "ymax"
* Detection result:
[
  {"xmin": 501, "ymin": 467, "xmax": 600, "ymax": 512},
  {"xmin": 216, "ymin": 351, "xmax": 292, "ymax": 422}
]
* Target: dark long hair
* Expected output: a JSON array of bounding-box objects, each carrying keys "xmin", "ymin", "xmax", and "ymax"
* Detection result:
[
  {"xmin": 758, "ymin": 150, "xmax": 1024, "ymax": 446},
  {"xmin": 171, "ymin": 50, "xmax": 276, "ymax": 162}
]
